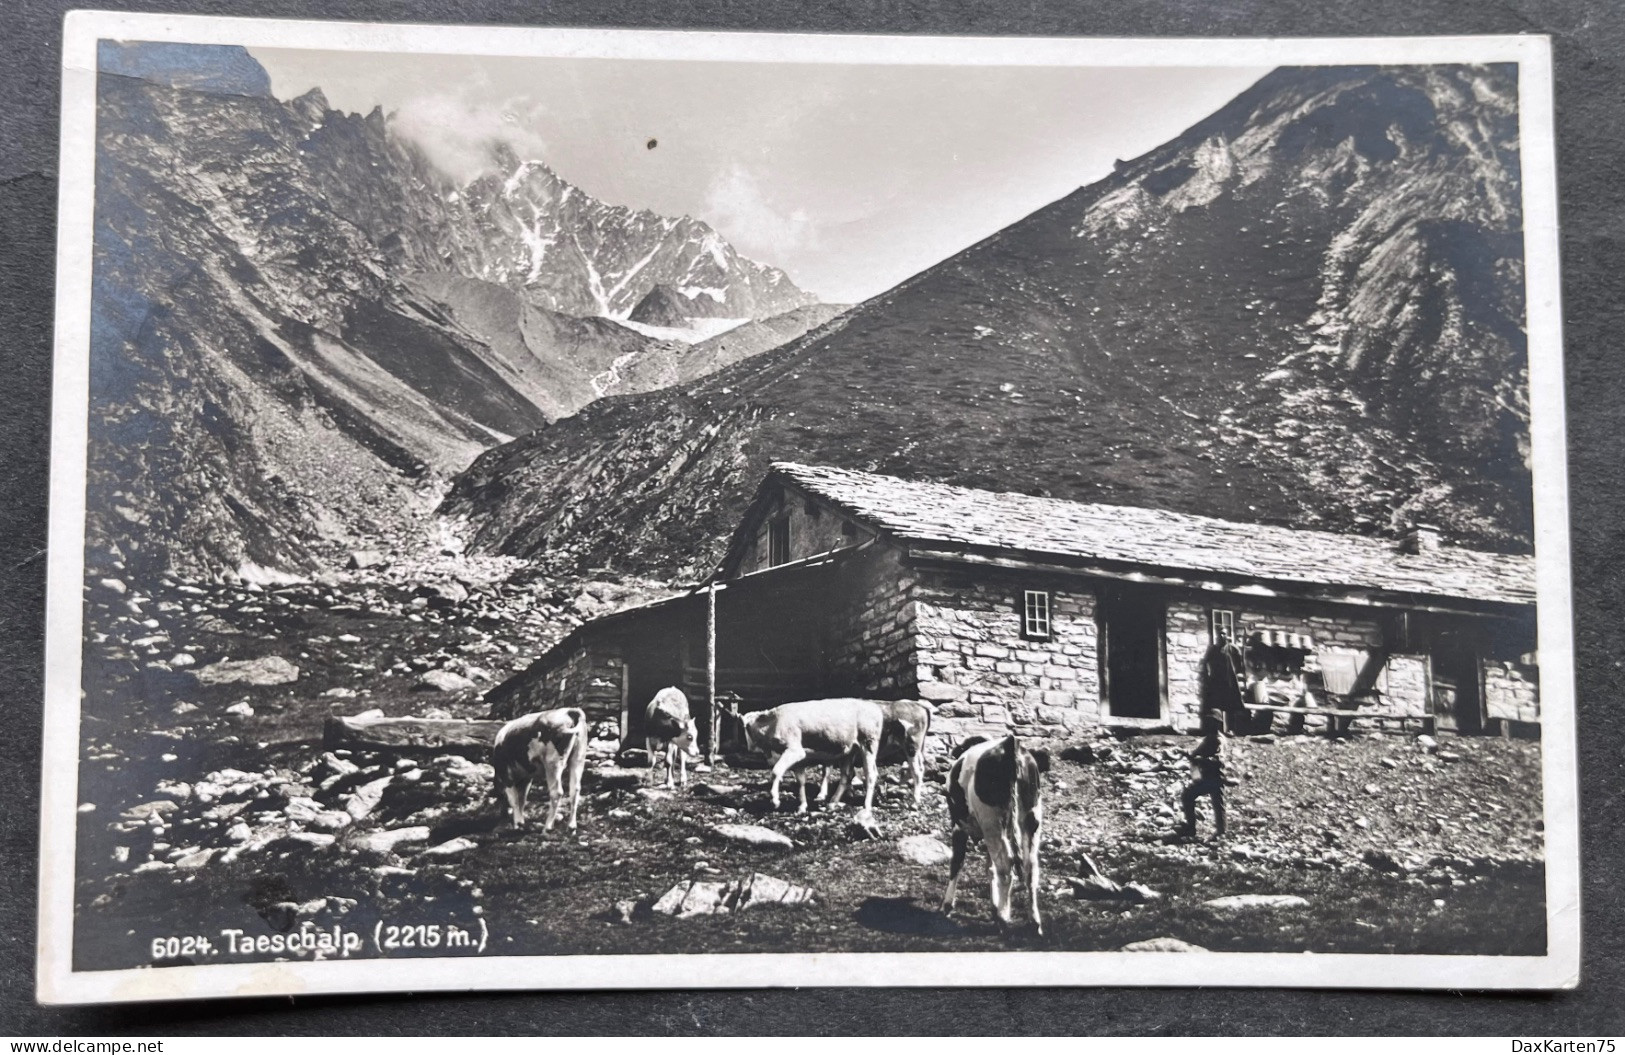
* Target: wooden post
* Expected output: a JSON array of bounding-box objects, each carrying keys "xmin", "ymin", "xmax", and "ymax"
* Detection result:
[{"xmin": 707, "ymin": 580, "xmax": 719, "ymax": 764}]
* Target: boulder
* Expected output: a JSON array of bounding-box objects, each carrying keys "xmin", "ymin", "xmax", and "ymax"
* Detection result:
[
  {"xmin": 120, "ymin": 800, "xmax": 179, "ymax": 822},
  {"xmin": 349, "ymin": 826, "xmax": 432, "ymax": 854},
  {"xmin": 652, "ymin": 879, "xmax": 733, "ymax": 918},
  {"xmin": 344, "ymin": 775, "xmax": 394, "ymax": 821},
  {"xmin": 1200, "ymin": 894, "xmax": 1310, "ymax": 913},
  {"xmin": 174, "ymin": 848, "xmax": 218, "ymax": 871},
  {"xmin": 709, "ymin": 823, "xmax": 795, "ymax": 850},
  {"xmin": 224, "ymin": 702, "xmax": 255, "ymax": 718},
  {"xmin": 420, "ymin": 837, "xmax": 478, "ymax": 858},
  {"xmin": 736, "ymin": 871, "xmax": 816, "ymax": 910},
  {"xmin": 414, "ymin": 670, "xmax": 476, "ymax": 693},
  {"xmin": 414, "ymin": 581, "xmax": 469, "ymax": 608},
  {"xmin": 191, "ymin": 655, "xmax": 299, "ymax": 687},
  {"xmin": 347, "ymin": 550, "xmax": 388, "ymax": 571},
  {"xmin": 650, "ymin": 872, "xmax": 815, "ymax": 918},
  {"xmin": 897, "ymin": 834, "xmax": 953, "ymax": 866}
]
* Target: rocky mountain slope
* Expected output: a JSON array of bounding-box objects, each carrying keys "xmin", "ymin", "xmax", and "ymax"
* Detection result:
[
  {"xmin": 442, "ymin": 64, "xmax": 1533, "ymax": 579},
  {"xmin": 88, "ymin": 43, "xmax": 820, "ymax": 578}
]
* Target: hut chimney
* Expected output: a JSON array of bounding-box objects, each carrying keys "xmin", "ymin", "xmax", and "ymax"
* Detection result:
[{"xmin": 1400, "ymin": 524, "xmax": 1441, "ymax": 555}]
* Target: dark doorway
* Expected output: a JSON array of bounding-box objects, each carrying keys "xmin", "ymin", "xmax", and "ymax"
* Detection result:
[
  {"xmin": 1100, "ymin": 587, "xmax": 1165, "ymax": 720},
  {"xmin": 1431, "ymin": 633, "xmax": 1484, "ymax": 735},
  {"xmin": 623, "ymin": 631, "xmax": 690, "ymax": 745}
]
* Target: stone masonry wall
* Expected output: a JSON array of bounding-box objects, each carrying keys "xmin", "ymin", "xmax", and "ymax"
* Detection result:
[
  {"xmin": 513, "ymin": 645, "xmax": 624, "ymax": 727},
  {"xmin": 1484, "ymin": 659, "xmax": 1540, "ymax": 725},
  {"xmin": 828, "ymin": 547, "xmax": 917, "ymax": 696},
  {"xmin": 1165, "ymin": 598, "xmax": 1427, "ymax": 733},
  {"xmin": 913, "ymin": 571, "xmax": 1100, "ymax": 742}
]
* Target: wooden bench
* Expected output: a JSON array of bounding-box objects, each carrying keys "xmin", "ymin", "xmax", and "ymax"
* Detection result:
[{"xmin": 1240, "ymin": 703, "xmax": 1369, "ymax": 736}]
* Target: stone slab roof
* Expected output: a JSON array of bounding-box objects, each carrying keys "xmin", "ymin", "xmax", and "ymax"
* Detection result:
[{"xmin": 771, "ymin": 463, "xmax": 1536, "ymax": 607}]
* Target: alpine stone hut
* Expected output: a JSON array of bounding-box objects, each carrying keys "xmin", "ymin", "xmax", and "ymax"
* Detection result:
[{"xmin": 486, "ymin": 463, "xmax": 1540, "ymax": 747}]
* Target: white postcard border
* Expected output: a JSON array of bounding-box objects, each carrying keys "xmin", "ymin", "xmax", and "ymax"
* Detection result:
[{"xmin": 39, "ymin": 10, "xmax": 1579, "ymax": 1004}]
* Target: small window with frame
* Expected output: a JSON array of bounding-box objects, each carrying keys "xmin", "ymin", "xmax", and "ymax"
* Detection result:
[
  {"xmin": 768, "ymin": 517, "xmax": 791, "ymax": 567},
  {"xmin": 1211, "ymin": 609, "xmax": 1236, "ymax": 645},
  {"xmin": 1022, "ymin": 590, "xmax": 1053, "ymax": 640}
]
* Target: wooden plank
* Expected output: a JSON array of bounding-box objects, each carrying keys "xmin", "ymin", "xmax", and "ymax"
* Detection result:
[
  {"xmin": 1243, "ymin": 704, "xmax": 1370, "ymax": 717},
  {"xmin": 706, "ymin": 580, "xmax": 718, "ymax": 764},
  {"xmin": 323, "ymin": 715, "xmax": 505, "ymax": 752}
]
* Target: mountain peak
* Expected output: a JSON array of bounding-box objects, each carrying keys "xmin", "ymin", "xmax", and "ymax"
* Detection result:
[{"xmin": 441, "ymin": 63, "xmax": 1532, "ymax": 579}]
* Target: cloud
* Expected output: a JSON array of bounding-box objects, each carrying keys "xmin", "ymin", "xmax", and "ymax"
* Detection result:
[
  {"xmin": 389, "ymin": 90, "xmax": 551, "ymax": 184},
  {"xmin": 702, "ymin": 163, "xmax": 818, "ymax": 266}
]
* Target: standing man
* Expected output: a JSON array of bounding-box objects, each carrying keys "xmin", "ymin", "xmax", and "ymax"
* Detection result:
[{"xmin": 1200, "ymin": 629, "xmax": 1247, "ymax": 734}]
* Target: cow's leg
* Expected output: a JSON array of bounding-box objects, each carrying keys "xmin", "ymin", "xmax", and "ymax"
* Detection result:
[
  {"xmin": 769, "ymin": 746, "xmax": 806, "ymax": 811},
  {"xmin": 828, "ymin": 754, "xmax": 854, "ymax": 806},
  {"xmin": 664, "ymin": 742, "xmax": 677, "ymax": 790},
  {"xmin": 988, "ymin": 840, "xmax": 1015, "ymax": 928},
  {"xmin": 541, "ymin": 757, "xmax": 566, "ymax": 831},
  {"xmin": 567, "ymin": 738, "xmax": 587, "ymax": 830},
  {"xmin": 941, "ymin": 828, "xmax": 969, "ymax": 915},
  {"xmin": 677, "ymin": 743, "xmax": 688, "ymax": 789},
  {"xmin": 794, "ymin": 765, "xmax": 811, "ymax": 813},
  {"xmin": 908, "ymin": 749, "xmax": 925, "ymax": 808},
  {"xmin": 646, "ymin": 738, "xmax": 658, "ymax": 784},
  {"xmin": 1025, "ymin": 830, "xmax": 1043, "ymax": 935},
  {"xmin": 504, "ymin": 779, "xmax": 530, "ymax": 830},
  {"xmin": 859, "ymin": 744, "xmax": 880, "ymax": 815},
  {"xmin": 814, "ymin": 765, "xmax": 831, "ymax": 803}
]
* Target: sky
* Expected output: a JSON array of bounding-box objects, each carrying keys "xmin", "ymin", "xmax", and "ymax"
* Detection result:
[{"xmin": 250, "ymin": 48, "xmax": 1270, "ymax": 304}]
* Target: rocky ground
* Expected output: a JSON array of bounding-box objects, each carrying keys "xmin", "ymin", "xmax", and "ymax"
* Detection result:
[{"xmin": 69, "ymin": 556, "xmax": 1547, "ymax": 971}]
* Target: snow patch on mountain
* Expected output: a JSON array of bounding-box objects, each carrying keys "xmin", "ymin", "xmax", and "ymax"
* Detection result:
[{"xmin": 613, "ymin": 317, "xmax": 752, "ymax": 345}]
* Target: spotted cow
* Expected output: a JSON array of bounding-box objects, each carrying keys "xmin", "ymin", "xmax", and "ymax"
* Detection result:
[
  {"xmin": 941, "ymin": 733, "xmax": 1049, "ymax": 934},
  {"xmin": 491, "ymin": 707, "xmax": 588, "ymax": 831}
]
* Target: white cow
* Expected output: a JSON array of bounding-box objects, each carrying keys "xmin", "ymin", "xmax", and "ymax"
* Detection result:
[
  {"xmin": 741, "ymin": 698, "xmax": 885, "ymax": 814},
  {"xmin": 815, "ymin": 699, "xmax": 934, "ymax": 808},
  {"xmin": 644, "ymin": 686, "xmax": 701, "ymax": 789}
]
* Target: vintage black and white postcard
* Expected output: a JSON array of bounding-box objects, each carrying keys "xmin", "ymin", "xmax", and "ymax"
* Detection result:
[{"xmin": 39, "ymin": 11, "xmax": 1578, "ymax": 1003}]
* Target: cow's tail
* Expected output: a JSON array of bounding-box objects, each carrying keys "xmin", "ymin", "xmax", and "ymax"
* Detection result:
[
  {"xmin": 563, "ymin": 707, "xmax": 587, "ymax": 754},
  {"xmin": 999, "ymin": 733, "xmax": 1021, "ymax": 841}
]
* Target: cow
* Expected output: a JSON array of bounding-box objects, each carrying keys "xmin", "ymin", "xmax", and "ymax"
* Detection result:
[
  {"xmin": 644, "ymin": 686, "xmax": 701, "ymax": 789},
  {"xmin": 740, "ymin": 698, "xmax": 885, "ymax": 815},
  {"xmin": 941, "ymin": 733, "xmax": 1049, "ymax": 935},
  {"xmin": 816, "ymin": 699, "xmax": 934, "ymax": 808},
  {"xmin": 490, "ymin": 707, "xmax": 588, "ymax": 831}
]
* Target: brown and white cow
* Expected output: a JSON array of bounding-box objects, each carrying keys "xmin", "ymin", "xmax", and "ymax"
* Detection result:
[
  {"xmin": 741, "ymin": 698, "xmax": 885, "ymax": 814},
  {"xmin": 491, "ymin": 707, "xmax": 588, "ymax": 831},
  {"xmin": 941, "ymin": 733, "xmax": 1049, "ymax": 934},
  {"xmin": 644, "ymin": 686, "xmax": 701, "ymax": 789},
  {"xmin": 817, "ymin": 699, "xmax": 934, "ymax": 808}
]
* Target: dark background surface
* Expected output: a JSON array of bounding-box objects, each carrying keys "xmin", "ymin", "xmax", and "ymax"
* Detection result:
[{"xmin": 2, "ymin": 0, "xmax": 1620, "ymax": 1035}]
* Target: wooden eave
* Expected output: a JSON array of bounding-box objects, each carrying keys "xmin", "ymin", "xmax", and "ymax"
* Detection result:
[{"xmin": 901, "ymin": 541, "xmax": 1535, "ymax": 620}]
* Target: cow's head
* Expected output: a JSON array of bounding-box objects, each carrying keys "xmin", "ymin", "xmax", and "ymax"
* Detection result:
[
  {"xmin": 675, "ymin": 717, "xmax": 702, "ymax": 759},
  {"xmin": 741, "ymin": 712, "xmax": 772, "ymax": 754}
]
